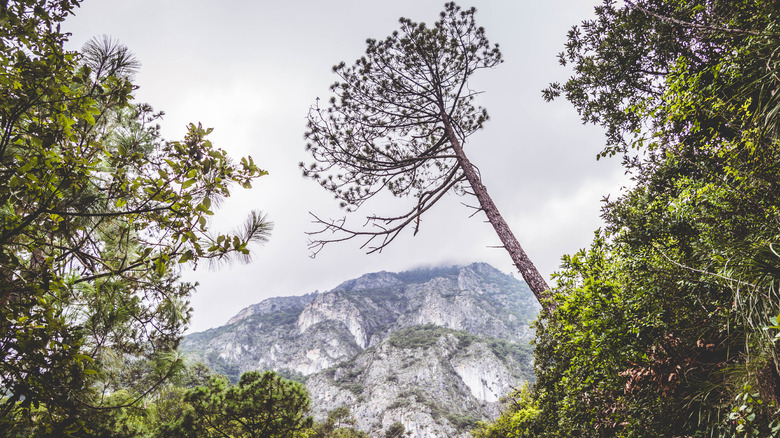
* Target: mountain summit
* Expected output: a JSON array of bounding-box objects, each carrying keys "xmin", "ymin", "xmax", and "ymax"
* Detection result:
[{"xmin": 181, "ymin": 263, "xmax": 539, "ymax": 437}]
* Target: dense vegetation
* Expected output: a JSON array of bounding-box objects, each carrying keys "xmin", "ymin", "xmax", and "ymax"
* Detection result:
[
  {"xmin": 5, "ymin": 0, "xmax": 780, "ymax": 436},
  {"xmin": 475, "ymin": 0, "xmax": 780, "ymax": 436},
  {"xmin": 0, "ymin": 1, "xmax": 273, "ymax": 435}
]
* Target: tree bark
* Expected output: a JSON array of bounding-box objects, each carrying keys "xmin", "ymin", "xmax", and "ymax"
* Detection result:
[{"xmin": 442, "ymin": 114, "xmax": 554, "ymax": 310}]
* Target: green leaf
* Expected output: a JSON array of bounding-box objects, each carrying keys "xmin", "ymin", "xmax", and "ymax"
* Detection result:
[
  {"xmin": 178, "ymin": 250, "xmax": 194, "ymax": 264},
  {"xmin": 83, "ymin": 111, "xmax": 95, "ymax": 126},
  {"xmin": 73, "ymin": 354, "xmax": 94, "ymax": 363}
]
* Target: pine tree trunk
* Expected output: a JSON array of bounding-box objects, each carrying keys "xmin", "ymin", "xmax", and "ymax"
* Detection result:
[{"xmin": 442, "ymin": 115, "xmax": 554, "ymax": 310}]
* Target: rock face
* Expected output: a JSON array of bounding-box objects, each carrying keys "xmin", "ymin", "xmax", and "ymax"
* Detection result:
[
  {"xmin": 181, "ymin": 263, "xmax": 539, "ymax": 438},
  {"xmin": 226, "ymin": 293, "xmax": 318, "ymax": 325}
]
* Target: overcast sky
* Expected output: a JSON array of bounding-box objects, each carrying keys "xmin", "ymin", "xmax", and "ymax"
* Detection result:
[{"xmin": 62, "ymin": 0, "xmax": 628, "ymax": 333}]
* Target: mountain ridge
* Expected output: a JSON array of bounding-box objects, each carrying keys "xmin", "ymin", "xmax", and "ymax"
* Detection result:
[{"xmin": 181, "ymin": 262, "xmax": 539, "ymax": 437}]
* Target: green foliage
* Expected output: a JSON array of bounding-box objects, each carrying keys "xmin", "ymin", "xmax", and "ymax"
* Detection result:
[
  {"xmin": 477, "ymin": 0, "xmax": 780, "ymax": 436},
  {"xmin": 446, "ymin": 412, "xmax": 481, "ymax": 432},
  {"xmin": 384, "ymin": 421, "xmax": 405, "ymax": 438},
  {"xmin": 202, "ymin": 351, "xmax": 243, "ymax": 383},
  {"xmin": 276, "ymin": 368, "xmax": 308, "ymax": 385},
  {"xmin": 722, "ymin": 386, "xmax": 780, "ymax": 437},
  {"xmin": 169, "ymin": 370, "xmax": 313, "ymax": 438},
  {"xmin": 309, "ymin": 407, "xmax": 370, "ymax": 438},
  {"xmin": 3, "ymin": 358, "xmax": 217, "ymax": 438},
  {"xmin": 471, "ymin": 385, "xmax": 540, "ymax": 438},
  {"xmin": 0, "ymin": 1, "xmax": 269, "ymax": 435},
  {"xmin": 387, "ymin": 324, "xmax": 457, "ymax": 349}
]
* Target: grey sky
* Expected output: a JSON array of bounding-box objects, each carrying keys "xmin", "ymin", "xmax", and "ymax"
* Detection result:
[{"xmin": 63, "ymin": 0, "xmax": 627, "ymax": 333}]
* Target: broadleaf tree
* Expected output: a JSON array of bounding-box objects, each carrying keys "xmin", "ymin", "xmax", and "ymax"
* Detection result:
[
  {"xmin": 473, "ymin": 0, "xmax": 780, "ymax": 436},
  {"xmin": 0, "ymin": 1, "xmax": 271, "ymax": 434},
  {"xmin": 303, "ymin": 2, "xmax": 551, "ymax": 306}
]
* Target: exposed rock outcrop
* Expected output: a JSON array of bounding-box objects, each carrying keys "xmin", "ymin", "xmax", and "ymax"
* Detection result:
[{"xmin": 181, "ymin": 263, "xmax": 539, "ymax": 438}]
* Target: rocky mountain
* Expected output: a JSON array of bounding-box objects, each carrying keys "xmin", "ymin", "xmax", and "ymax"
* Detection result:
[{"xmin": 181, "ymin": 263, "xmax": 540, "ymax": 437}]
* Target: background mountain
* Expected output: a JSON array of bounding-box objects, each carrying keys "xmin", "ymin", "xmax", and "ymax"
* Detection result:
[{"xmin": 181, "ymin": 263, "xmax": 539, "ymax": 437}]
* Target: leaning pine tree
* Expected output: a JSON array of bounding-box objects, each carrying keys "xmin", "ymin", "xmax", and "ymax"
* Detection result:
[{"xmin": 303, "ymin": 2, "xmax": 552, "ymax": 307}]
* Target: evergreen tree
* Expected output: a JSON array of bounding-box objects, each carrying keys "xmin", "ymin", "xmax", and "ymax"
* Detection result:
[{"xmin": 303, "ymin": 2, "xmax": 551, "ymax": 306}]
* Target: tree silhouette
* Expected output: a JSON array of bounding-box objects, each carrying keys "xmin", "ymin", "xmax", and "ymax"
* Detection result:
[{"xmin": 303, "ymin": 2, "xmax": 551, "ymax": 305}]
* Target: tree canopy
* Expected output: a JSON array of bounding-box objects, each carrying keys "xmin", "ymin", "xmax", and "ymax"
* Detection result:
[
  {"xmin": 0, "ymin": 1, "xmax": 270, "ymax": 434},
  {"xmin": 169, "ymin": 371, "xmax": 313, "ymax": 438},
  {"xmin": 478, "ymin": 0, "xmax": 780, "ymax": 435},
  {"xmin": 308, "ymin": 406, "xmax": 371, "ymax": 438},
  {"xmin": 303, "ymin": 2, "xmax": 551, "ymax": 305}
]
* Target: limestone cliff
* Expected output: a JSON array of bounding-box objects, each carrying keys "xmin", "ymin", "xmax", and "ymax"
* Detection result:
[{"xmin": 181, "ymin": 263, "xmax": 539, "ymax": 437}]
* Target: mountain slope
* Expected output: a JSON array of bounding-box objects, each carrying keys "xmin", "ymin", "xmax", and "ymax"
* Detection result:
[{"xmin": 181, "ymin": 263, "xmax": 539, "ymax": 437}]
